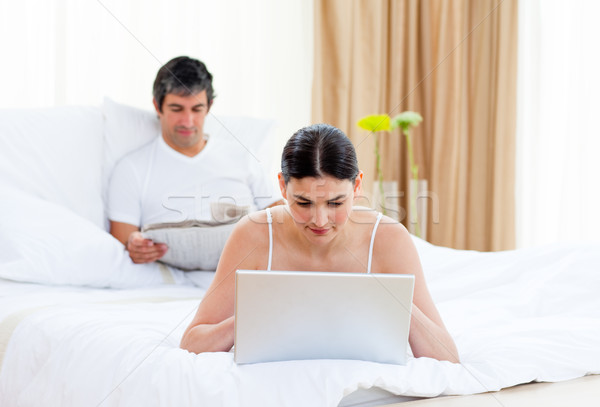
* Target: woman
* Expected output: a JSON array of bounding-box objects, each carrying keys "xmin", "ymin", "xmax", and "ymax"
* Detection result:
[{"xmin": 180, "ymin": 123, "xmax": 459, "ymax": 363}]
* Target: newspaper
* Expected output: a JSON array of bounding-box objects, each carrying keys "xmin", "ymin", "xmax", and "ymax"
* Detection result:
[{"xmin": 141, "ymin": 203, "xmax": 249, "ymax": 271}]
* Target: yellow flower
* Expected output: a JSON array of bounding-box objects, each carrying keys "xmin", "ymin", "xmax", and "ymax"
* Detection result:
[{"xmin": 357, "ymin": 114, "xmax": 391, "ymax": 132}]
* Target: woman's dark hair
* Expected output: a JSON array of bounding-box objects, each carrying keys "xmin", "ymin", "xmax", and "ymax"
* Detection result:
[
  {"xmin": 281, "ymin": 123, "xmax": 359, "ymax": 184},
  {"xmin": 153, "ymin": 56, "xmax": 215, "ymax": 112}
]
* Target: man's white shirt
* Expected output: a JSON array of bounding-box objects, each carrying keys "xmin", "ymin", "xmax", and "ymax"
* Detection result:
[{"xmin": 108, "ymin": 134, "xmax": 281, "ymax": 227}]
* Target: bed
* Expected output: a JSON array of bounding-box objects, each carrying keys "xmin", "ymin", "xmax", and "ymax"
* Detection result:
[{"xmin": 1, "ymin": 102, "xmax": 599, "ymax": 407}]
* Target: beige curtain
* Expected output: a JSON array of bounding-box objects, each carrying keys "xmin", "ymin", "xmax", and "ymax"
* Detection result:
[{"xmin": 312, "ymin": 0, "xmax": 518, "ymax": 251}]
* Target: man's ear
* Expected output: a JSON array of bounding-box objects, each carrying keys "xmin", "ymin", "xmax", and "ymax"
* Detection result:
[
  {"xmin": 278, "ymin": 173, "xmax": 287, "ymax": 200},
  {"xmin": 207, "ymin": 100, "xmax": 213, "ymax": 113},
  {"xmin": 152, "ymin": 98, "xmax": 162, "ymax": 116},
  {"xmin": 152, "ymin": 98, "xmax": 162, "ymax": 119},
  {"xmin": 353, "ymin": 171, "xmax": 363, "ymax": 197}
]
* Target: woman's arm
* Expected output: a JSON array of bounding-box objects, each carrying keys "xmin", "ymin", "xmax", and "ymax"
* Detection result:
[
  {"xmin": 180, "ymin": 316, "xmax": 235, "ymax": 354},
  {"xmin": 408, "ymin": 304, "xmax": 459, "ymax": 362},
  {"xmin": 375, "ymin": 220, "xmax": 460, "ymax": 363},
  {"xmin": 180, "ymin": 215, "xmax": 266, "ymax": 353},
  {"xmin": 179, "ymin": 258, "xmax": 237, "ymax": 353}
]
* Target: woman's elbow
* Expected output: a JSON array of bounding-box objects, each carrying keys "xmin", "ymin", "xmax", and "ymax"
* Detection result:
[
  {"xmin": 427, "ymin": 341, "xmax": 460, "ymax": 364},
  {"xmin": 442, "ymin": 350, "xmax": 460, "ymax": 364},
  {"xmin": 179, "ymin": 318, "xmax": 235, "ymax": 354},
  {"xmin": 180, "ymin": 328, "xmax": 198, "ymax": 353}
]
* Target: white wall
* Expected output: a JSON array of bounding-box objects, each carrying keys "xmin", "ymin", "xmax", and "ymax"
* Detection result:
[
  {"xmin": 516, "ymin": 0, "xmax": 600, "ymax": 247},
  {"xmin": 0, "ymin": 0, "xmax": 313, "ymax": 180}
]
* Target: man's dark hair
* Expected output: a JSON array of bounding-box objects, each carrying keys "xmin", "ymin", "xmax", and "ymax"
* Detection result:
[
  {"xmin": 281, "ymin": 123, "xmax": 359, "ymax": 184},
  {"xmin": 153, "ymin": 56, "xmax": 215, "ymax": 112}
]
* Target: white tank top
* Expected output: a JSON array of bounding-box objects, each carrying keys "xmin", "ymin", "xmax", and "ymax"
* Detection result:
[{"xmin": 265, "ymin": 208, "xmax": 384, "ymax": 273}]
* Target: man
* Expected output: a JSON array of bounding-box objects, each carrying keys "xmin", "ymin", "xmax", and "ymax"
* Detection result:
[{"xmin": 108, "ymin": 56, "xmax": 283, "ymax": 264}]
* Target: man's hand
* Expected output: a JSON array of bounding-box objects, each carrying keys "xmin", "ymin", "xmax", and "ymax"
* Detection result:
[
  {"xmin": 126, "ymin": 231, "xmax": 168, "ymax": 264},
  {"xmin": 110, "ymin": 221, "xmax": 168, "ymax": 264}
]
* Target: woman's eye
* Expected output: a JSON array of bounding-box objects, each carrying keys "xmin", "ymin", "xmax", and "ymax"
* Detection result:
[
  {"xmin": 296, "ymin": 202, "xmax": 311, "ymax": 207},
  {"xmin": 328, "ymin": 202, "xmax": 343, "ymax": 207}
]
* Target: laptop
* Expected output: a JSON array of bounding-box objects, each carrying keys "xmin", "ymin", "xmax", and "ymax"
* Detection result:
[{"xmin": 234, "ymin": 270, "xmax": 415, "ymax": 365}]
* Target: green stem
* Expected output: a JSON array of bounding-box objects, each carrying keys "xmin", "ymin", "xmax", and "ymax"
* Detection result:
[
  {"xmin": 404, "ymin": 129, "xmax": 421, "ymax": 237},
  {"xmin": 404, "ymin": 129, "xmax": 418, "ymax": 181},
  {"xmin": 375, "ymin": 134, "xmax": 386, "ymax": 215}
]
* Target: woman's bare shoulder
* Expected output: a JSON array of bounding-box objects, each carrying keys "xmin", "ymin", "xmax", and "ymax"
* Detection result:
[
  {"xmin": 346, "ymin": 208, "xmax": 409, "ymax": 258},
  {"xmin": 233, "ymin": 210, "xmax": 271, "ymax": 243},
  {"xmin": 215, "ymin": 211, "xmax": 271, "ymax": 270},
  {"xmin": 352, "ymin": 208, "xmax": 421, "ymax": 274}
]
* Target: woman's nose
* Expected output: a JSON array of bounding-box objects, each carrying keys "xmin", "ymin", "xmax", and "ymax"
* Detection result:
[{"xmin": 312, "ymin": 206, "xmax": 328, "ymax": 227}]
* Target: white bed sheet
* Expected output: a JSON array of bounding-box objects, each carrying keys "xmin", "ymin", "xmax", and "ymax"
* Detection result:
[{"xmin": 1, "ymin": 237, "xmax": 599, "ymax": 407}]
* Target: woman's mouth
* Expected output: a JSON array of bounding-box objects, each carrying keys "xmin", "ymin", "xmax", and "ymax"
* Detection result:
[{"xmin": 309, "ymin": 227, "xmax": 330, "ymax": 235}]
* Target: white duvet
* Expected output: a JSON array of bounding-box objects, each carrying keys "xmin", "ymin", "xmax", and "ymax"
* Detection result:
[{"xmin": 1, "ymin": 237, "xmax": 599, "ymax": 407}]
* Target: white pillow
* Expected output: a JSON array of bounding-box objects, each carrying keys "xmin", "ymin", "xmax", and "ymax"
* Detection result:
[
  {"xmin": 101, "ymin": 98, "xmax": 160, "ymax": 187},
  {"xmin": 0, "ymin": 188, "xmax": 189, "ymax": 288},
  {"xmin": 203, "ymin": 112, "xmax": 278, "ymax": 175},
  {"xmin": 0, "ymin": 106, "xmax": 105, "ymax": 228}
]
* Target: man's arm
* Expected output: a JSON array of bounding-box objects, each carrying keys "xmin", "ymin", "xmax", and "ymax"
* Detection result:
[{"xmin": 110, "ymin": 221, "xmax": 168, "ymax": 264}]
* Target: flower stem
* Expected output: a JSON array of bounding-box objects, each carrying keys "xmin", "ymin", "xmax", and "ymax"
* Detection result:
[
  {"xmin": 404, "ymin": 129, "xmax": 418, "ymax": 181},
  {"xmin": 404, "ymin": 129, "xmax": 421, "ymax": 237},
  {"xmin": 375, "ymin": 134, "xmax": 386, "ymax": 215}
]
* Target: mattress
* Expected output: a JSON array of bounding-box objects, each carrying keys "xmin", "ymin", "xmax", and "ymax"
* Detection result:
[{"xmin": 1, "ymin": 237, "xmax": 599, "ymax": 406}]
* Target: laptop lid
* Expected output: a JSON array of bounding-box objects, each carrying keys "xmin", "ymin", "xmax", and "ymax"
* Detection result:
[{"xmin": 234, "ymin": 270, "xmax": 414, "ymax": 365}]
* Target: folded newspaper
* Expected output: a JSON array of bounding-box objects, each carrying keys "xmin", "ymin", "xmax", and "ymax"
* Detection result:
[{"xmin": 141, "ymin": 203, "xmax": 249, "ymax": 271}]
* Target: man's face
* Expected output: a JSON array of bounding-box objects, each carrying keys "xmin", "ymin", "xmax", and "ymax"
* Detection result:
[{"xmin": 154, "ymin": 90, "xmax": 211, "ymax": 156}]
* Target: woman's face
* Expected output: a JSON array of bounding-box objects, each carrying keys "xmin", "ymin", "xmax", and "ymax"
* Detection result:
[{"xmin": 278, "ymin": 173, "xmax": 362, "ymax": 244}]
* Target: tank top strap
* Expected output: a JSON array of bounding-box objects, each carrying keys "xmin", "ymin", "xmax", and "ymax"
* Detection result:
[
  {"xmin": 367, "ymin": 212, "xmax": 384, "ymax": 274},
  {"xmin": 266, "ymin": 207, "xmax": 273, "ymax": 271}
]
